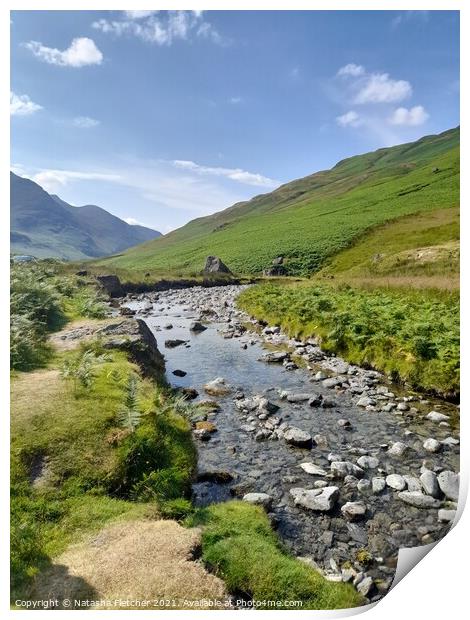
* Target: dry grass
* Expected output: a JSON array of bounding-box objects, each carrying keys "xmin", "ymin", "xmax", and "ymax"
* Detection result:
[
  {"xmin": 32, "ymin": 520, "xmax": 228, "ymax": 609},
  {"xmin": 10, "ymin": 369, "xmax": 62, "ymax": 426}
]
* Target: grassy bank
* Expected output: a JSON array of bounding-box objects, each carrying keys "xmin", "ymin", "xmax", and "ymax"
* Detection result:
[
  {"xmin": 238, "ymin": 282, "xmax": 459, "ymax": 397},
  {"xmin": 187, "ymin": 501, "xmax": 362, "ymax": 609},
  {"xmin": 11, "ymin": 343, "xmax": 197, "ymax": 598},
  {"xmin": 10, "ymin": 261, "xmax": 107, "ymax": 371}
]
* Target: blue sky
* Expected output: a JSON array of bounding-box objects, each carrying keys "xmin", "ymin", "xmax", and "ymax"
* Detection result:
[{"xmin": 11, "ymin": 10, "xmax": 459, "ymax": 233}]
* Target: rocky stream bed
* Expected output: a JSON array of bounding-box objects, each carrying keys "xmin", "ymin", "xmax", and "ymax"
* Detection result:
[{"xmin": 119, "ymin": 284, "xmax": 460, "ymax": 603}]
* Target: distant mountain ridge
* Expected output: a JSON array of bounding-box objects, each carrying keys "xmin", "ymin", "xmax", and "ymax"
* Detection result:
[{"xmin": 10, "ymin": 172, "xmax": 161, "ymax": 260}]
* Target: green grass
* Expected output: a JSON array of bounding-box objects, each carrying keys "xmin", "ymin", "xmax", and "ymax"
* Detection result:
[
  {"xmin": 238, "ymin": 282, "xmax": 459, "ymax": 397},
  {"xmin": 319, "ymin": 206, "xmax": 459, "ymax": 285},
  {"xmin": 10, "ymin": 261, "xmax": 107, "ymax": 371},
  {"xmin": 11, "ymin": 344, "xmax": 197, "ymax": 598},
  {"xmin": 187, "ymin": 501, "xmax": 362, "ymax": 610},
  {"xmin": 95, "ymin": 127, "xmax": 459, "ymax": 277}
]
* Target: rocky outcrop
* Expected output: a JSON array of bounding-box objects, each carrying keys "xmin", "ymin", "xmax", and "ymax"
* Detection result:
[
  {"xmin": 203, "ymin": 256, "xmax": 232, "ymax": 275},
  {"xmin": 97, "ymin": 319, "xmax": 165, "ymax": 377},
  {"xmin": 96, "ymin": 274, "xmax": 124, "ymax": 297}
]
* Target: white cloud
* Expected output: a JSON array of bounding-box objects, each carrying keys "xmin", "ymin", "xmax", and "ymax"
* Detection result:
[
  {"xmin": 337, "ymin": 63, "xmax": 365, "ymax": 77},
  {"xmin": 392, "ymin": 11, "xmax": 429, "ymax": 29},
  {"xmin": 10, "ymin": 91, "xmax": 42, "ymax": 116},
  {"xmin": 124, "ymin": 11, "xmax": 158, "ymax": 20},
  {"xmin": 354, "ymin": 72, "xmax": 412, "ymax": 104},
  {"xmin": 72, "ymin": 116, "xmax": 100, "ymax": 128},
  {"xmin": 170, "ymin": 160, "xmax": 279, "ymax": 188},
  {"xmin": 31, "ymin": 170, "xmax": 121, "ymax": 193},
  {"xmin": 229, "ymin": 96, "xmax": 243, "ymax": 104},
  {"xmin": 25, "ymin": 37, "xmax": 103, "ymax": 67},
  {"xmin": 336, "ymin": 110, "xmax": 361, "ymax": 128},
  {"xmin": 92, "ymin": 10, "xmax": 224, "ymax": 46},
  {"xmin": 389, "ymin": 105, "xmax": 429, "ymax": 126}
]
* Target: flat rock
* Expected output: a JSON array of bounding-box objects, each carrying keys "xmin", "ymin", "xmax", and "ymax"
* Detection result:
[
  {"xmin": 164, "ymin": 339, "xmax": 186, "ymax": 348},
  {"xmin": 331, "ymin": 461, "xmax": 364, "ymax": 479},
  {"xmin": 341, "ymin": 501, "xmax": 367, "ymax": 521},
  {"xmin": 438, "ymin": 509, "xmax": 456, "ymax": 523},
  {"xmin": 386, "ymin": 474, "xmax": 406, "ymax": 491},
  {"xmin": 426, "ymin": 411, "xmax": 450, "ymax": 423},
  {"xmin": 287, "ymin": 393, "xmax": 312, "ymax": 403},
  {"xmin": 290, "ymin": 486, "xmax": 339, "ymax": 512},
  {"xmin": 299, "ymin": 462, "xmax": 327, "ymax": 476},
  {"xmin": 398, "ymin": 491, "xmax": 440, "ymax": 508},
  {"xmin": 259, "ymin": 351, "xmax": 288, "ymax": 363},
  {"xmin": 284, "ymin": 427, "xmax": 313, "ymax": 449},
  {"xmin": 356, "ymin": 396, "xmax": 376, "ymax": 407},
  {"xmin": 203, "ymin": 377, "xmax": 232, "ymax": 396},
  {"xmin": 357, "ymin": 456, "xmax": 379, "ymax": 470}
]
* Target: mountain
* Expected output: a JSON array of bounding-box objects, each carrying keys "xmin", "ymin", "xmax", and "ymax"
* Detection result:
[
  {"xmin": 10, "ymin": 172, "xmax": 161, "ymax": 260},
  {"xmin": 96, "ymin": 127, "xmax": 459, "ymax": 276}
]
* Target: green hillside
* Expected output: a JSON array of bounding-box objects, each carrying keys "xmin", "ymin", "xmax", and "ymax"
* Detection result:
[{"xmin": 96, "ymin": 127, "xmax": 459, "ymax": 276}]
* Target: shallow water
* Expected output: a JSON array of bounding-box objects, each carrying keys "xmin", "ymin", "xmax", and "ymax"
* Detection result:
[{"xmin": 123, "ymin": 286, "xmax": 459, "ymax": 599}]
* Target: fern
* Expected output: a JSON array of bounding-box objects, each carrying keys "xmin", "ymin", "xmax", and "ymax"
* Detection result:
[{"xmin": 117, "ymin": 374, "xmax": 142, "ymax": 431}]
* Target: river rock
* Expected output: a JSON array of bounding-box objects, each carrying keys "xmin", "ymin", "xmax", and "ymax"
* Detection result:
[
  {"xmin": 357, "ymin": 479, "xmax": 371, "ymax": 493},
  {"xmin": 372, "ymin": 477, "xmax": 386, "ymax": 494},
  {"xmin": 341, "ymin": 501, "xmax": 366, "ymax": 521},
  {"xmin": 437, "ymin": 471, "xmax": 459, "ymax": 501},
  {"xmin": 420, "ymin": 471, "xmax": 440, "ymax": 497},
  {"xmin": 403, "ymin": 476, "xmax": 422, "ymax": 492},
  {"xmin": 357, "ymin": 456, "xmax": 379, "ymax": 470},
  {"xmin": 204, "ymin": 377, "xmax": 232, "ymax": 396},
  {"xmin": 308, "ymin": 394, "xmax": 322, "ymax": 407},
  {"xmin": 290, "ymin": 486, "xmax": 339, "ymax": 512},
  {"xmin": 386, "ymin": 474, "xmax": 406, "ymax": 491},
  {"xmin": 260, "ymin": 351, "xmax": 289, "ymax": 363},
  {"xmin": 287, "ymin": 392, "xmax": 312, "ymax": 403},
  {"xmin": 426, "ymin": 411, "xmax": 450, "ymax": 423},
  {"xmin": 284, "ymin": 427, "xmax": 313, "ymax": 448},
  {"xmin": 388, "ymin": 442, "xmax": 408, "ymax": 457},
  {"xmin": 356, "ymin": 576, "xmax": 374, "ymax": 597},
  {"xmin": 331, "ymin": 461, "xmax": 364, "ymax": 479},
  {"xmin": 172, "ymin": 369, "xmax": 187, "ymax": 377},
  {"xmin": 423, "ymin": 438, "xmax": 441, "ymax": 453},
  {"xmin": 438, "ymin": 509, "xmax": 456, "ymax": 523},
  {"xmin": 397, "ymin": 491, "xmax": 440, "ymax": 508},
  {"xmin": 300, "ymin": 462, "xmax": 327, "ymax": 476},
  {"xmin": 165, "ymin": 339, "xmax": 186, "ymax": 348},
  {"xmin": 242, "ymin": 493, "xmax": 273, "ymax": 509},
  {"xmin": 190, "ymin": 321, "xmax": 207, "ymax": 332},
  {"xmin": 396, "ymin": 402, "xmax": 409, "ymax": 411},
  {"xmin": 323, "ymin": 377, "xmax": 342, "ymax": 389},
  {"xmin": 356, "ymin": 396, "xmax": 376, "ymax": 407}
]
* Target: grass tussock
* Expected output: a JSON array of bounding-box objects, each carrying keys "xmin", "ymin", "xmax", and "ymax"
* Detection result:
[
  {"xmin": 238, "ymin": 282, "xmax": 459, "ymax": 397},
  {"xmin": 187, "ymin": 501, "xmax": 362, "ymax": 610}
]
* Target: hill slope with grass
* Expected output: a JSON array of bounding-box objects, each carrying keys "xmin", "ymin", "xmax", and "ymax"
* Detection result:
[
  {"xmin": 10, "ymin": 172, "xmax": 161, "ymax": 260},
  {"xmin": 96, "ymin": 127, "xmax": 459, "ymax": 276}
]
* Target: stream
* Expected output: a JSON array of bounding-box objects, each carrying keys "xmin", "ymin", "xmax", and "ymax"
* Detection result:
[{"xmin": 121, "ymin": 284, "xmax": 459, "ymax": 602}]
